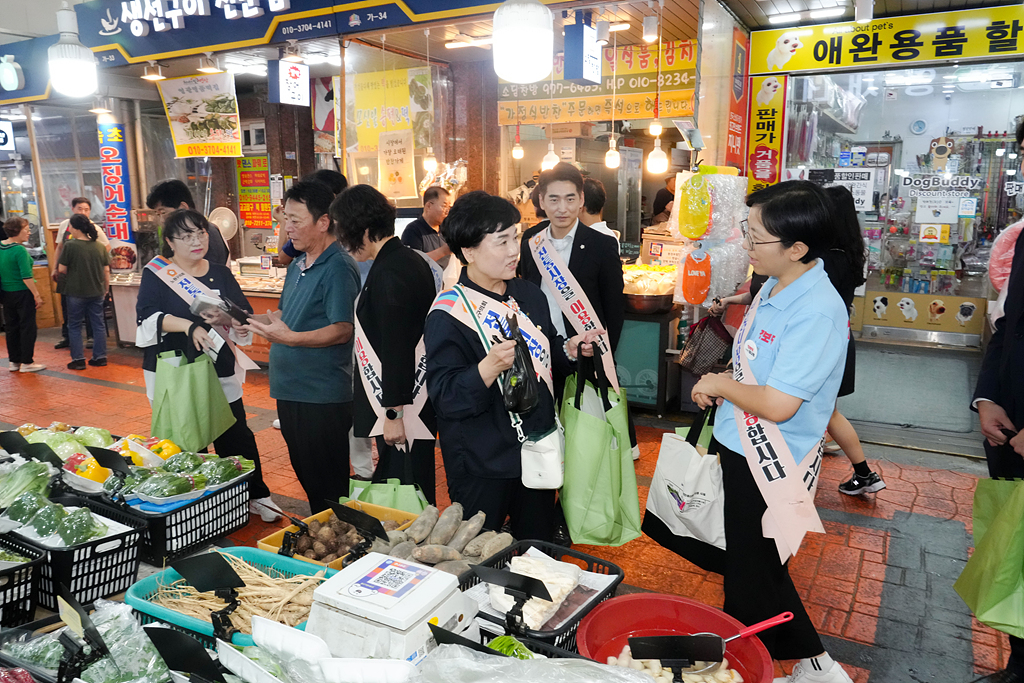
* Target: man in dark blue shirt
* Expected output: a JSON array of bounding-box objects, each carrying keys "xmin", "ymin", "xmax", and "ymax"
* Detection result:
[{"xmin": 401, "ymin": 186, "xmax": 452, "ymax": 269}]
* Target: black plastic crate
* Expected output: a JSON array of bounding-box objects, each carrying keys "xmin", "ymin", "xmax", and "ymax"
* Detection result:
[
  {"xmin": 0, "ymin": 534, "xmax": 46, "ymax": 627},
  {"xmin": 477, "ymin": 630, "xmax": 587, "ymax": 660},
  {"xmin": 459, "ymin": 540, "xmax": 624, "ymax": 653},
  {"xmin": 109, "ymin": 475, "xmax": 251, "ymax": 565},
  {"xmin": 16, "ymin": 496, "xmax": 144, "ymax": 611},
  {"xmin": 0, "ymin": 612, "xmax": 65, "ymax": 683}
]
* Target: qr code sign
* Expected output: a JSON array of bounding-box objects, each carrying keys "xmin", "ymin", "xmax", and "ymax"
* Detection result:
[
  {"xmin": 371, "ymin": 566, "xmax": 415, "ymax": 591},
  {"xmin": 349, "ymin": 558, "xmax": 432, "ymax": 599}
]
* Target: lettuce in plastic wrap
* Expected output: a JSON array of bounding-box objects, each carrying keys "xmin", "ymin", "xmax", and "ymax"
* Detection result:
[{"xmin": 73, "ymin": 426, "xmax": 114, "ymax": 449}]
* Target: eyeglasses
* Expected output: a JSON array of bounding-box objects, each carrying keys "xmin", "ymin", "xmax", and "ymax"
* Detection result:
[
  {"xmin": 740, "ymin": 219, "xmax": 783, "ymax": 251},
  {"xmin": 173, "ymin": 230, "xmax": 208, "ymax": 244}
]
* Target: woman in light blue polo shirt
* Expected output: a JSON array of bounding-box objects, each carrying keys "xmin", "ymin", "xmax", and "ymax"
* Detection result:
[{"xmin": 692, "ymin": 181, "xmax": 853, "ymax": 683}]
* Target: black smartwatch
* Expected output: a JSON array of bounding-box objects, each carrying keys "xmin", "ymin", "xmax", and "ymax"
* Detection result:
[{"xmin": 385, "ymin": 408, "xmax": 404, "ymax": 420}]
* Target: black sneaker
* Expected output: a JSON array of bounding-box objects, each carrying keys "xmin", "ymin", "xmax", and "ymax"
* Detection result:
[
  {"xmin": 54, "ymin": 339, "xmax": 69, "ymax": 349},
  {"xmin": 66, "ymin": 359, "xmax": 86, "ymax": 371},
  {"xmin": 839, "ymin": 471, "xmax": 886, "ymax": 495},
  {"xmin": 88, "ymin": 358, "xmax": 107, "ymax": 367}
]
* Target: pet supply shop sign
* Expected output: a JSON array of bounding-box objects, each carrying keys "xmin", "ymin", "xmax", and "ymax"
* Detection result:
[
  {"xmin": 749, "ymin": 5, "xmax": 1024, "ymax": 75},
  {"xmin": 865, "ymin": 291, "xmax": 985, "ymax": 335},
  {"xmin": 747, "ymin": 75, "xmax": 787, "ymax": 194}
]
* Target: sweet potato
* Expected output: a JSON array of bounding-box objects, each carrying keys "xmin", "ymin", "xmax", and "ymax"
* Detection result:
[
  {"xmin": 464, "ymin": 530, "xmax": 496, "ymax": 557},
  {"xmin": 382, "ymin": 520, "xmax": 400, "ymax": 531},
  {"xmin": 313, "ymin": 541, "xmax": 329, "ymax": 558},
  {"xmin": 303, "ymin": 549, "xmax": 317, "ymax": 560},
  {"xmin": 387, "ymin": 530, "xmax": 409, "ymax": 546},
  {"xmin": 296, "ymin": 534, "xmax": 314, "ymax": 554},
  {"xmin": 317, "ymin": 525, "xmax": 338, "ymax": 546},
  {"xmin": 434, "ymin": 560, "xmax": 471, "ymax": 577},
  {"xmin": 446, "ymin": 511, "xmax": 487, "ymax": 553},
  {"xmin": 405, "ymin": 505, "xmax": 439, "ymax": 543},
  {"xmin": 480, "ymin": 532, "xmax": 514, "ymax": 560},
  {"xmin": 308, "ymin": 519, "xmax": 322, "ymax": 535},
  {"xmin": 412, "ymin": 545, "xmax": 463, "ymax": 564},
  {"xmin": 371, "ymin": 536, "xmax": 394, "ymax": 554},
  {"xmin": 428, "ymin": 503, "xmax": 463, "ymax": 546},
  {"xmin": 390, "ymin": 541, "xmax": 416, "ymax": 560},
  {"xmin": 321, "ymin": 553, "xmax": 339, "ymax": 564},
  {"xmin": 463, "ymin": 554, "xmax": 482, "ymax": 566}
]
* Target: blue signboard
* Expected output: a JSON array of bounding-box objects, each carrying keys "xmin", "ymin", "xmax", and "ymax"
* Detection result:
[
  {"xmin": 97, "ymin": 122, "xmax": 137, "ymax": 271},
  {"xmin": 0, "ymin": 36, "xmax": 59, "ymax": 105}
]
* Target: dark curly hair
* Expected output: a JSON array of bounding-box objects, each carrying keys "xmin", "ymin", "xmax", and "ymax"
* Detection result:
[{"xmin": 330, "ymin": 184, "xmax": 396, "ymax": 254}]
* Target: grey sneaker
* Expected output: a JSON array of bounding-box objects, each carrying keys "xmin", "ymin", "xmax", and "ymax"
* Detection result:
[
  {"xmin": 19, "ymin": 363, "xmax": 45, "ymax": 373},
  {"xmin": 839, "ymin": 471, "xmax": 886, "ymax": 495}
]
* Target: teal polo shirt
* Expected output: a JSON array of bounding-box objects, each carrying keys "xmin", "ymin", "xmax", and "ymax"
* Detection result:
[
  {"xmin": 270, "ymin": 241, "xmax": 360, "ymax": 404},
  {"xmin": 713, "ymin": 260, "xmax": 849, "ymax": 464}
]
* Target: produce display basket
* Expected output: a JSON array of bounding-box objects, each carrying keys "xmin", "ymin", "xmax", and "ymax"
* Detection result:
[
  {"xmin": 256, "ymin": 500, "xmax": 418, "ymax": 570},
  {"xmin": 477, "ymin": 631, "xmax": 586, "ymax": 660},
  {"xmin": 459, "ymin": 540, "xmax": 624, "ymax": 653},
  {"xmin": 17, "ymin": 496, "xmax": 144, "ymax": 612},
  {"xmin": 0, "ymin": 534, "xmax": 46, "ymax": 628},
  {"xmin": 111, "ymin": 474, "xmax": 252, "ymax": 565},
  {"xmin": 125, "ymin": 546, "xmax": 337, "ymax": 649},
  {"xmin": 0, "ymin": 612, "xmax": 67, "ymax": 683}
]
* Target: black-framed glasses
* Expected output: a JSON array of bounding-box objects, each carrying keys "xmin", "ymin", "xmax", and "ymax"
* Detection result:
[{"xmin": 740, "ymin": 219, "xmax": 783, "ymax": 250}]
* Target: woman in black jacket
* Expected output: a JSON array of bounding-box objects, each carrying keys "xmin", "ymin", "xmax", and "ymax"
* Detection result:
[{"xmin": 332, "ymin": 185, "xmax": 438, "ymax": 503}]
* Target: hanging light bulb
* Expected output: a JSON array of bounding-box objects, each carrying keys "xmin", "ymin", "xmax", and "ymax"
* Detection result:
[
  {"xmin": 493, "ymin": 0, "xmax": 553, "ymax": 83},
  {"xmin": 423, "ymin": 147, "xmax": 438, "ymax": 171},
  {"xmin": 605, "ymin": 138, "xmax": 620, "ymax": 169},
  {"xmin": 512, "ymin": 142, "xmax": 524, "ymax": 159},
  {"xmin": 647, "ymin": 138, "xmax": 668, "ymax": 174},
  {"xmin": 642, "ymin": 15, "xmax": 658, "ymax": 43},
  {"xmin": 649, "ymin": 118, "xmax": 663, "ymax": 136},
  {"xmin": 596, "ymin": 20, "xmax": 610, "ymax": 45},
  {"xmin": 48, "ymin": 1, "xmax": 98, "ymax": 98},
  {"xmin": 541, "ymin": 142, "xmax": 559, "ymax": 170}
]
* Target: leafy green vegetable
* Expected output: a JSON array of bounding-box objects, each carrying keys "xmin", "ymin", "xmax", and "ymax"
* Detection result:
[
  {"xmin": 0, "ymin": 461, "xmax": 52, "ymax": 508},
  {"xmin": 161, "ymin": 451, "xmax": 212, "ymax": 474},
  {"xmin": 57, "ymin": 508, "xmax": 108, "ymax": 546},
  {"xmin": 242, "ymin": 646, "xmax": 286, "ymax": 679},
  {"xmin": 136, "ymin": 472, "xmax": 207, "ymax": 498},
  {"xmin": 0, "ymin": 549, "xmax": 28, "ymax": 563},
  {"xmin": 73, "ymin": 426, "xmax": 114, "ymax": 448},
  {"xmin": 24, "ymin": 430, "xmax": 87, "ymax": 460},
  {"xmin": 198, "ymin": 456, "xmax": 253, "ymax": 484},
  {"xmin": 104, "ymin": 466, "xmax": 161, "ymax": 497},
  {"xmin": 6, "ymin": 490, "xmax": 50, "ymax": 523},
  {"xmin": 487, "ymin": 635, "xmax": 535, "ymax": 659},
  {"xmin": 29, "ymin": 503, "xmax": 67, "ymax": 537},
  {"xmin": 2, "ymin": 633, "xmax": 64, "ymax": 669}
]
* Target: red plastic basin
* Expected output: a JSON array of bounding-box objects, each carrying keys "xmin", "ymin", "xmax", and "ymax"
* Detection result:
[{"xmin": 576, "ymin": 594, "xmax": 774, "ymax": 683}]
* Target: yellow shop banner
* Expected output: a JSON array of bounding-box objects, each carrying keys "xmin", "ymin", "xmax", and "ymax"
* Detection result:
[
  {"xmin": 751, "ymin": 6, "xmax": 1024, "ymax": 74},
  {"xmin": 746, "ymin": 75, "xmax": 787, "ymax": 194},
  {"xmin": 498, "ymin": 90, "xmax": 694, "ymax": 126},
  {"xmin": 345, "ymin": 67, "xmax": 433, "ymax": 153}
]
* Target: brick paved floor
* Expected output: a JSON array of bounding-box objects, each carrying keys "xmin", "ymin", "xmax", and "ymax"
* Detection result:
[{"xmin": 0, "ymin": 328, "xmax": 1008, "ymax": 682}]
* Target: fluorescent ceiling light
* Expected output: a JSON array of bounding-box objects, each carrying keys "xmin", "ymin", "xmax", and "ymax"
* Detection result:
[
  {"xmin": 769, "ymin": 12, "xmax": 803, "ymax": 24},
  {"xmin": 702, "ymin": 21, "xmax": 715, "ymax": 30},
  {"xmin": 609, "ymin": 22, "xmax": 630, "ymax": 31},
  {"xmin": 446, "ymin": 34, "xmax": 493, "ymax": 48},
  {"xmin": 810, "ymin": 7, "xmax": 846, "ymax": 19}
]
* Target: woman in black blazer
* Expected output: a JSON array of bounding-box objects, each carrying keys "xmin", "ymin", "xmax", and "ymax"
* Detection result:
[{"xmin": 331, "ymin": 185, "xmax": 438, "ymax": 503}]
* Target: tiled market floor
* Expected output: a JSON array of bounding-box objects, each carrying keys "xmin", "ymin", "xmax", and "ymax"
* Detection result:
[{"xmin": 0, "ymin": 328, "xmax": 1007, "ymax": 682}]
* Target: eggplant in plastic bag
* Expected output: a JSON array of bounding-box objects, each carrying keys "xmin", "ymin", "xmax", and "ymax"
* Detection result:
[{"xmin": 498, "ymin": 314, "xmax": 540, "ymax": 414}]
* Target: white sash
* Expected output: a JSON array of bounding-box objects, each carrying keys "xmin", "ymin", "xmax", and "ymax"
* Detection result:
[
  {"xmin": 528, "ymin": 229, "xmax": 620, "ymax": 392},
  {"xmin": 353, "ymin": 296, "xmax": 433, "ymax": 444},
  {"xmin": 145, "ymin": 256, "xmax": 259, "ymax": 373},
  {"xmin": 732, "ymin": 288, "xmax": 825, "ymax": 565}
]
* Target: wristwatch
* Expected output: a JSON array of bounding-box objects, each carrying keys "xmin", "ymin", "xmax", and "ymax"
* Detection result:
[{"xmin": 385, "ymin": 408, "xmax": 405, "ymax": 420}]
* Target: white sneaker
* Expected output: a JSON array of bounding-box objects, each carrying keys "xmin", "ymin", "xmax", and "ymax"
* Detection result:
[
  {"xmin": 19, "ymin": 363, "xmax": 45, "ymax": 373},
  {"xmin": 774, "ymin": 660, "xmax": 854, "ymax": 683},
  {"xmin": 272, "ymin": 419, "xmax": 281, "ymax": 430},
  {"xmin": 249, "ymin": 496, "xmax": 283, "ymax": 522},
  {"xmin": 632, "ymin": 444, "xmax": 640, "ymax": 461},
  {"xmin": 7, "ymin": 363, "xmax": 19, "ymax": 372}
]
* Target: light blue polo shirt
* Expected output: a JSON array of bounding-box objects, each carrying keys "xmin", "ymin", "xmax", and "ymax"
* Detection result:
[{"xmin": 713, "ymin": 260, "xmax": 849, "ymax": 464}]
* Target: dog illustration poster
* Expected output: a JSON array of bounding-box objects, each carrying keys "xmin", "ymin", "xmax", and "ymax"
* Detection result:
[
  {"xmin": 863, "ymin": 291, "xmax": 986, "ymax": 335},
  {"xmin": 915, "ymin": 195, "xmax": 960, "ymax": 225}
]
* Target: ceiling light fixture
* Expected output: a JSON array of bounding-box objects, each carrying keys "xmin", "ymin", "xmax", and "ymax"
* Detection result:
[
  {"xmin": 768, "ymin": 12, "xmax": 803, "ymax": 24},
  {"xmin": 47, "ymin": 1, "xmax": 98, "ymax": 98},
  {"xmin": 493, "ymin": 0, "xmax": 553, "ymax": 82},
  {"xmin": 996, "ymin": 148, "xmax": 1006, "ymax": 156},
  {"xmin": 647, "ymin": 137, "xmax": 668, "ymax": 174},
  {"xmin": 141, "ymin": 61, "xmax": 166, "ymax": 81},
  {"xmin": 642, "ymin": 14, "xmax": 658, "ymax": 42},
  {"xmin": 809, "ymin": 7, "xmax": 846, "ymax": 19},
  {"xmin": 445, "ymin": 34, "xmax": 494, "ymax": 48},
  {"xmin": 541, "ymin": 141, "xmax": 559, "ymax": 170},
  {"xmin": 282, "ymin": 41, "xmax": 303, "ymax": 63},
  {"xmin": 648, "ymin": 0, "xmax": 663, "ymax": 137},
  {"xmin": 596, "ymin": 20, "xmax": 610, "ymax": 45},
  {"xmin": 88, "ymin": 97, "xmax": 113, "ymax": 114},
  {"xmin": 609, "ymin": 22, "xmax": 630, "ymax": 31},
  {"xmin": 423, "ymin": 29, "xmax": 437, "ymax": 173},
  {"xmin": 855, "ymin": 0, "xmax": 873, "ymax": 24},
  {"xmin": 606, "ymin": 30, "xmax": 620, "ymax": 169},
  {"xmin": 197, "ymin": 53, "xmax": 223, "ymax": 73},
  {"xmin": 541, "ymin": 21, "xmax": 559, "ymax": 171}
]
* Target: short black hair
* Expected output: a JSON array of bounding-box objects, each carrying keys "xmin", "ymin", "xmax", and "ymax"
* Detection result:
[
  {"xmin": 530, "ymin": 185, "xmax": 546, "ymax": 219},
  {"xmin": 284, "ymin": 180, "xmax": 335, "ymax": 227},
  {"xmin": 71, "ymin": 197, "xmax": 91, "ymax": 210},
  {"xmin": 3, "ymin": 217, "xmax": 27, "ymax": 239},
  {"xmin": 69, "ymin": 214, "xmax": 97, "ymax": 241},
  {"xmin": 536, "ymin": 162, "xmax": 584, "ymax": 197},
  {"xmin": 1017, "ymin": 118, "xmax": 1024, "ymax": 150},
  {"xmin": 746, "ymin": 180, "xmax": 833, "ymax": 264},
  {"xmin": 147, "ymin": 179, "xmax": 195, "ymax": 210},
  {"xmin": 331, "ymin": 185, "xmax": 396, "ymax": 253},
  {"xmin": 161, "ymin": 209, "xmax": 209, "ymax": 258},
  {"xmin": 583, "ymin": 178, "xmax": 606, "ymax": 215},
  {"xmin": 303, "ymin": 169, "xmax": 348, "ymax": 197},
  {"xmin": 423, "ymin": 186, "xmax": 449, "ymax": 205},
  {"xmin": 441, "ymin": 191, "xmax": 520, "ymax": 265}
]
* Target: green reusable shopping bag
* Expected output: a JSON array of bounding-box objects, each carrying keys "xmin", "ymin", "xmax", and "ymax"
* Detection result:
[
  {"xmin": 954, "ymin": 477, "xmax": 1024, "ymax": 639},
  {"xmin": 150, "ymin": 349, "xmax": 236, "ymax": 453},
  {"xmin": 559, "ymin": 345, "xmax": 642, "ymax": 547},
  {"xmin": 341, "ymin": 444, "xmax": 428, "ymax": 515}
]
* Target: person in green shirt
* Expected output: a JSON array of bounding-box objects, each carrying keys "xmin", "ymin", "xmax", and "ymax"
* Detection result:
[
  {"xmin": 58, "ymin": 215, "xmax": 110, "ymax": 370},
  {"xmin": 0, "ymin": 217, "xmax": 45, "ymax": 373}
]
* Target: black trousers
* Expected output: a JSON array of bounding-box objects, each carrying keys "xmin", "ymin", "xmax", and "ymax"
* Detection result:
[
  {"xmin": 213, "ymin": 398, "xmax": 270, "ymax": 500},
  {"xmin": 60, "ymin": 292, "xmax": 93, "ymax": 340},
  {"xmin": 373, "ymin": 437, "xmax": 437, "ymax": 505},
  {"xmin": 644, "ymin": 442, "xmax": 823, "ymax": 660},
  {"xmin": 985, "ymin": 439, "xmax": 1024, "ymax": 674},
  {"xmin": 277, "ymin": 399, "xmax": 351, "ymax": 514},
  {"xmin": 2, "ymin": 290, "xmax": 37, "ymax": 365},
  {"xmin": 446, "ymin": 472, "xmax": 556, "ymax": 542}
]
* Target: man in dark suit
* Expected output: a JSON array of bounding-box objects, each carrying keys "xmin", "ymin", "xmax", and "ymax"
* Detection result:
[
  {"xmin": 518, "ymin": 163, "xmax": 624, "ymax": 380},
  {"xmin": 971, "ymin": 141, "xmax": 1024, "ymax": 682}
]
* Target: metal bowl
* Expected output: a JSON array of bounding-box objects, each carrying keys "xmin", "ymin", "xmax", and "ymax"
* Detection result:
[{"xmin": 625, "ymin": 293, "xmax": 675, "ymax": 314}]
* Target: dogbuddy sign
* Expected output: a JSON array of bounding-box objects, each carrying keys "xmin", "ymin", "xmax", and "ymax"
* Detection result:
[{"xmin": 864, "ymin": 291, "xmax": 986, "ymax": 335}]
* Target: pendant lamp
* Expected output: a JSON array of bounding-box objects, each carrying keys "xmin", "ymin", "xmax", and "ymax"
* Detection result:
[
  {"xmin": 541, "ymin": 142, "xmax": 559, "ymax": 170},
  {"xmin": 48, "ymin": 2, "xmax": 97, "ymax": 99},
  {"xmin": 493, "ymin": 0, "xmax": 553, "ymax": 83},
  {"xmin": 647, "ymin": 138, "xmax": 668, "ymax": 174}
]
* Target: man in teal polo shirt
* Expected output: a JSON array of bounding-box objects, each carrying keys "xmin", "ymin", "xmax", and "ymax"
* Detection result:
[{"xmin": 245, "ymin": 180, "xmax": 361, "ymax": 513}]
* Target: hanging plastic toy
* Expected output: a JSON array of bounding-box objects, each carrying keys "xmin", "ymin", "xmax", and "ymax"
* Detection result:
[
  {"xmin": 682, "ymin": 241, "xmax": 713, "ymax": 305},
  {"xmin": 678, "ymin": 174, "xmax": 713, "ymax": 239}
]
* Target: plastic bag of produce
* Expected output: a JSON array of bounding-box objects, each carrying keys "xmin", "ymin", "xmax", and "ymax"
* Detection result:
[
  {"xmin": 4, "ymin": 491, "xmax": 50, "ymax": 524},
  {"xmin": 56, "ymin": 508, "xmax": 108, "ymax": 546},
  {"xmin": 0, "ymin": 461, "xmax": 53, "ymax": 509},
  {"xmin": 27, "ymin": 503, "xmax": 67, "ymax": 537},
  {"xmin": 498, "ymin": 314, "xmax": 539, "ymax": 415},
  {"xmin": 418, "ymin": 644, "xmax": 653, "ymax": 683},
  {"xmin": 104, "ymin": 465, "xmax": 162, "ymax": 497},
  {"xmin": 1, "ymin": 631, "xmax": 65, "ymax": 670},
  {"xmin": 83, "ymin": 598, "xmax": 170, "ymax": 683},
  {"xmin": 198, "ymin": 456, "xmax": 254, "ymax": 484},
  {"xmin": 24, "ymin": 430, "xmax": 87, "ymax": 461},
  {"xmin": 73, "ymin": 426, "xmax": 114, "ymax": 448},
  {"xmin": 136, "ymin": 472, "xmax": 207, "ymax": 498},
  {"xmin": 161, "ymin": 451, "xmax": 215, "ymax": 474}
]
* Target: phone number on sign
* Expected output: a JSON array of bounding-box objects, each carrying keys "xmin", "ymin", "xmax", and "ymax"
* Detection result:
[{"xmin": 282, "ymin": 20, "xmax": 333, "ymax": 36}]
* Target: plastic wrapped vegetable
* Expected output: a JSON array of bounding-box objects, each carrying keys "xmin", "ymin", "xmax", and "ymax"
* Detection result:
[
  {"xmin": 57, "ymin": 508, "xmax": 108, "ymax": 546},
  {"xmin": 105, "ymin": 466, "xmax": 163, "ymax": 497},
  {"xmin": 161, "ymin": 451, "xmax": 213, "ymax": 474},
  {"xmin": 82, "ymin": 598, "xmax": 171, "ymax": 683},
  {"xmin": 28, "ymin": 503, "xmax": 67, "ymax": 537},
  {"xmin": 197, "ymin": 456, "xmax": 253, "ymax": 484},
  {"xmin": 149, "ymin": 439, "xmax": 181, "ymax": 459},
  {"xmin": 5, "ymin": 491, "xmax": 50, "ymax": 524},
  {"xmin": 136, "ymin": 472, "xmax": 207, "ymax": 497},
  {"xmin": 0, "ymin": 461, "xmax": 53, "ymax": 508},
  {"xmin": 0, "ymin": 668, "xmax": 36, "ymax": 683},
  {"xmin": 15, "ymin": 424, "xmax": 38, "ymax": 437},
  {"xmin": 25, "ymin": 430, "xmax": 87, "ymax": 461},
  {"xmin": 2, "ymin": 633, "xmax": 65, "ymax": 669},
  {"xmin": 73, "ymin": 426, "xmax": 114, "ymax": 448},
  {"xmin": 488, "ymin": 635, "xmax": 535, "ymax": 659}
]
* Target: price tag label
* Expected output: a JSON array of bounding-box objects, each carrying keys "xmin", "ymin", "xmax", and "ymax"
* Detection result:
[{"xmin": 57, "ymin": 596, "xmax": 84, "ymax": 637}]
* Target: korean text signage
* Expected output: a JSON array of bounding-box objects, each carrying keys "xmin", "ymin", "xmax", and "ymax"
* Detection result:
[
  {"xmin": 157, "ymin": 73, "xmax": 242, "ymax": 158},
  {"xmin": 349, "ymin": 68, "xmax": 432, "ymax": 153},
  {"xmin": 807, "ymin": 169, "xmax": 876, "ymax": 211},
  {"xmin": 497, "ymin": 42, "xmax": 697, "ymax": 125},
  {"xmin": 726, "ymin": 27, "xmax": 749, "ymax": 170},
  {"xmin": 268, "ymin": 60, "xmax": 309, "ymax": 106},
  {"xmin": 98, "ymin": 122, "xmax": 137, "ymax": 272},
  {"xmin": 378, "ymin": 130, "xmax": 417, "ymax": 200},
  {"xmin": 236, "ymin": 157, "xmax": 272, "ymax": 230},
  {"xmin": 750, "ymin": 5, "xmax": 1024, "ymax": 75},
  {"xmin": 746, "ymin": 75, "xmax": 787, "ymax": 193}
]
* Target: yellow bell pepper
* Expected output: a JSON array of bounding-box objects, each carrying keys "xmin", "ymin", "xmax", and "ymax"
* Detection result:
[
  {"xmin": 120, "ymin": 445, "xmax": 145, "ymax": 466},
  {"xmin": 75, "ymin": 457, "xmax": 111, "ymax": 483},
  {"xmin": 150, "ymin": 439, "xmax": 181, "ymax": 459},
  {"xmin": 125, "ymin": 434, "xmax": 147, "ymax": 444}
]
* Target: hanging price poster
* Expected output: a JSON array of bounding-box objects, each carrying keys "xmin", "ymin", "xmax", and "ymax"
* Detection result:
[
  {"xmin": 236, "ymin": 157, "xmax": 272, "ymax": 230},
  {"xmin": 157, "ymin": 72, "xmax": 242, "ymax": 158},
  {"xmin": 344, "ymin": 67, "xmax": 433, "ymax": 153},
  {"xmin": 377, "ymin": 130, "xmax": 417, "ymax": 200},
  {"xmin": 747, "ymin": 75, "xmax": 788, "ymax": 193},
  {"xmin": 98, "ymin": 122, "xmax": 137, "ymax": 272}
]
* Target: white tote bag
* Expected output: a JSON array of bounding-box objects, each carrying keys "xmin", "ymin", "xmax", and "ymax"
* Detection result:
[{"xmin": 646, "ymin": 409, "xmax": 726, "ymax": 550}]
